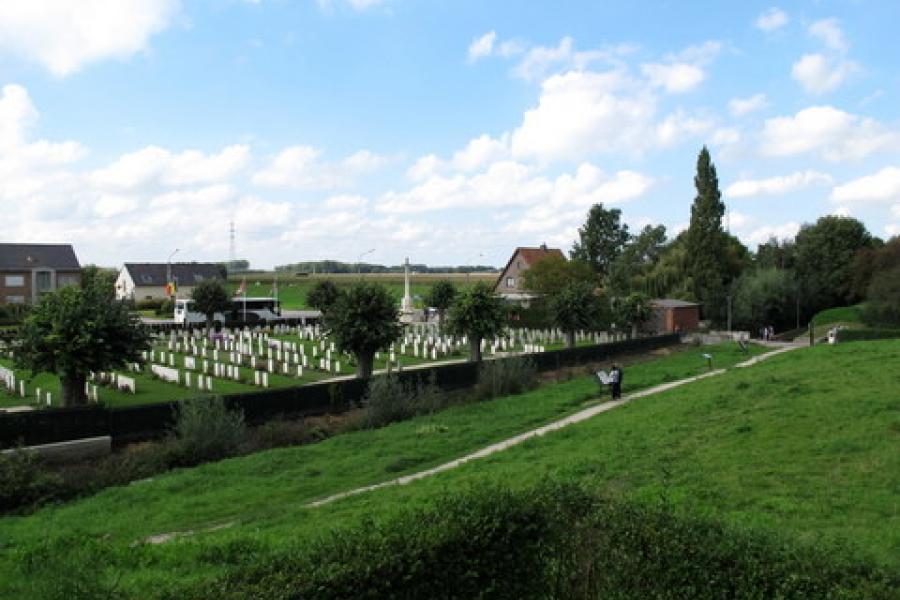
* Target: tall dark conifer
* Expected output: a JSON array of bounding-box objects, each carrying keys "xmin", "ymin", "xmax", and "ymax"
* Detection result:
[{"xmin": 685, "ymin": 146, "xmax": 728, "ymax": 321}]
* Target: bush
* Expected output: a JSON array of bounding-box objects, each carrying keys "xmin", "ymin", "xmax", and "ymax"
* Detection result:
[
  {"xmin": 156, "ymin": 298, "xmax": 175, "ymax": 317},
  {"xmin": 170, "ymin": 397, "xmax": 246, "ymax": 465},
  {"xmin": 0, "ymin": 449, "xmax": 62, "ymax": 513},
  {"xmin": 835, "ymin": 328, "xmax": 900, "ymax": 343},
  {"xmin": 362, "ymin": 373, "xmax": 443, "ymax": 429},
  {"xmin": 472, "ymin": 356, "xmax": 537, "ymax": 401},
  {"xmin": 135, "ymin": 298, "xmax": 165, "ymax": 311},
  {"xmin": 162, "ymin": 481, "xmax": 897, "ymax": 600}
]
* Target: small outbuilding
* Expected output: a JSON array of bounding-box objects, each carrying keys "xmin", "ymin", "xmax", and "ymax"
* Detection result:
[{"xmin": 647, "ymin": 298, "xmax": 700, "ymax": 333}]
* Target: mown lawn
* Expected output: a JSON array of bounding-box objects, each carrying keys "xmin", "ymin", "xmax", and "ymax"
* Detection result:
[{"xmin": 0, "ymin": 342, "xmax": 770, "ymax": 597}]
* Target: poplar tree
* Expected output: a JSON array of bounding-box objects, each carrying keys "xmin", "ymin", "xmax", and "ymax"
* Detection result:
[{"xmin": 685, "ymin": 146, "xmax": 728, "ymax": 321}]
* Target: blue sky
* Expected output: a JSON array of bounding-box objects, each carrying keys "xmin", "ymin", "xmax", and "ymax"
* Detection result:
[{"xmin": 1, "ymin": 1, "xmax": 898, "ymax": 269}]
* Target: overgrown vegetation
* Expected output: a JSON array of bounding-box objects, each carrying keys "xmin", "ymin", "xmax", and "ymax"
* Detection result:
[
  {"xmin": 170, "ymin": 397, "xmax": 246, "ymax": 465},
  {"xmin": 473, "ymin": 356, "xmax": 537, "ymax": 400},
  {"xmin": 360, "ymin": 373, "xmax": 444, "ymax": 428}
]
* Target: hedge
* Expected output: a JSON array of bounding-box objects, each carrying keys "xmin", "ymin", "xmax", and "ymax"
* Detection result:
[
  {"xmin": 1, "ymin": 334, "xmax": 679, "ymax": 448},
  {"xmin": 156, "ymin": 480, "xmax": 897, "ymax": 600},
  {"xmin": 835, "ymin": 328, "xmax": 900, "ymax": 343}
]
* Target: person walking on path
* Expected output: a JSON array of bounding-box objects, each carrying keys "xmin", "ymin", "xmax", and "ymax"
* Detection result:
[{"xmin": 610, "ymin": 363, "xmax": 623, "ymax": 400}]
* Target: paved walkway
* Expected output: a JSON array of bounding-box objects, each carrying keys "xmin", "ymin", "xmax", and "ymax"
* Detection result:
[{"xmin": 307, "ymin": 345, "xmax": 802, "ymax": 508}]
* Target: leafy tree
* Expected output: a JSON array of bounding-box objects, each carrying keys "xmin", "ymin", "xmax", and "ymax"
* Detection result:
[
  {"xmin": 849, "ymin": 236, "xmax": 894, "ymax": 300},
  {"xmin": 15, "ymin": 286, "xmax": 150, "ymax": 407},
  {"xmin": 191, "ymin": 279, "xmax": 231, "ymax": 332},
  {"xmin": 570, "ymin": 203, "xmax": 630, "ymax": 278},
  {"xmin": 307, "ymin": 280, "xmax": 342, "ymax": 314},
  {"xmin": 794, "ymin": 216, "xmax": 873, "ymax": 316},
  {"xmin": 607, "ymin": 224, "xmax": 667, "ymax": 295},
  {"xmin": 550, "ymin": 282, "xmax": 604, "ymax": 348},
  {"xmin": 423, "ymin": 280, "xmax": 457, "ymax": 332},
  {"xmin": 519, "ymin": 255, "xmax": 597, "ymax": 296},
  {"xmin": 643, "ymin": 235, "xmax": 693, "ymax": 300},
  {"xmin": 731, "ymin": 268, "xmax": 799, "ymax": 332},
  {"xmin": 613, "ymin": 292, "xmax": 652, "ymax": 338},
  {"xmin": 685, "ymin": 146, "xmax": 730, "ymax": 323},
  {"xmin": 324, "ymin": 282, "xmax": 402, "ymax": 378},
  {"xmin": 446, "ymin": 282, "xmax": 507, "ymax": 362},
  {"xmin": 80, "ymin": 265, "xmax": 117, "ymax": 299},
  {"xmin": 756, "ymin": 237, "xmax": 796, "ymax": 270},
  {"xmin": 863, "ymin": 265, "xmax": 900, "ymax": 326}
]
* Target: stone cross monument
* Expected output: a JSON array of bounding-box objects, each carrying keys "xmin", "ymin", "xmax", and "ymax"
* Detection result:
[{"xmin": 401, "ymin": 257, "xmax": 413, "ymax": 313}]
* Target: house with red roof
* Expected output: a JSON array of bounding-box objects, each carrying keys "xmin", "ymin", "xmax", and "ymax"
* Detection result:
[{"xmin": 494, "ymin": 244, "xmax": 565, "ymax": 302}]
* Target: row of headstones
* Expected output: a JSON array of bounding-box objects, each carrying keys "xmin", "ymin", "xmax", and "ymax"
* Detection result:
[
  {"xmin": 151, "ymin": 364, "xmax": 215, "ymax": 391},
  {"xmin": 88, "ymin": 371, "xmax": 137, "ymax": 395}
]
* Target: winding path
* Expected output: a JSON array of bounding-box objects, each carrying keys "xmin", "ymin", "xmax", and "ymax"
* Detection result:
[{"xmin": 307, "ymin": 343, "xmax": 802, "ymax": 508}]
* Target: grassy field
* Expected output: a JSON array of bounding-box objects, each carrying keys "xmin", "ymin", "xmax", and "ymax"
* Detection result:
[
  {"xmin": 226, "ymin": 272, "xmax": 498, "ymax": 310},
  {"xmin": 3, "ymin": 341, "xmax": 843, "ymax": 597},
  {"xmin": 811, "ymin": 304, "xmax": 866, "ymax": 339}
]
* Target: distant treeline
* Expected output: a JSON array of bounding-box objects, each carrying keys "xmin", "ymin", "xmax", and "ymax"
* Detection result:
[{"xmin": 274, "ymin": 261, "xmax": 498, "ymax": 274}]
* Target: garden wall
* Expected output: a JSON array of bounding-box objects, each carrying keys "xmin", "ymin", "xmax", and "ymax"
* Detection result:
[{"xmin": 0, "ymin": 334, "xmax": 679, "ymax": 447}]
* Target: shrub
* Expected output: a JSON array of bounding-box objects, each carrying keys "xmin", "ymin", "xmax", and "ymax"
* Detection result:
[
  {"xmin": 0, "ymin": 449, "xmax": 62, "ymax": 513},
  {"xmin": 362, "ymin": 373, "xmax": 442, "ymax": 428},
  {"xmin": 135, "ymin": 298, "xmax": 165, "ymax": 311},
  {"xmin": 835, "ymin": 328, "xmax": 900, "ymax": 343},
  {"xmin": 156, "ymin": 298, "xmax": 175, "ymax": 317},
  {"xmin": 472, "ymin": 356, "xmax": 537, "ymax": 401},
  {"xmin": 162, "ymin": 480, "xmax": 897, "ymax": 600},
  {"xmin": 170, "ymin": 397, "xmax": 246, "ymax": 465}
]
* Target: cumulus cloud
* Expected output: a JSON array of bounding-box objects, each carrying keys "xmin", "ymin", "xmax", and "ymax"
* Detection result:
[
  {"xmin": 641, "ymin": 62, "xmax": 705, "ymax": 93},
  {"xmin": 830, "ymin": 166, "xmax": 900, "ymax": 206},
  {"xmin": 252, "ymin": 146, "xmax": 386, "ymax": 190},
  {"xmin": 756, "ymin": 7, "xmax": 789, "ymax": 32},
  {"xmin": 467, "ymin": 31, "xmax": 496, "ymax": 62},
  {"xmin": 324, "ymin": 194, "xmax": 369, "ymax": 209},
  {"xmin": 725, "ymin": 170, "xmax": 833, "ymax": 198},
  {"xmin": 728, "ymin": 93, "xmax": 767, "ymax": 116},
  {"xmin": 0, "ymin": 0, "xmax": 180, "ymax": 76},
  {"xmin": 791, "ymin": 53, "xmax": 857, "ymax": 94},
  {"xmin": 809, "ymin": 18, "xmax": 848, "ymax": 52},
  {"xmin": 91, "ymin": 144, "xmax": 250, "ymax": 189},
  {"xmin": 744, "ymin": 222, "xmax": 801, "ymax": 246},
  {"xmin": 759, "ymin": 105, "xmax": 900, "ymax": 161}
]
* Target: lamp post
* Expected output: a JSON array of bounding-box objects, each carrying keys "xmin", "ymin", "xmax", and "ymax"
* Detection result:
[
  {"xmin": 166, "ymin": 248, "xmax": 179, "ymax": 299},
  {"xmin": 357, "ymin": 248, "xmax": 375, "ymax": 277}
]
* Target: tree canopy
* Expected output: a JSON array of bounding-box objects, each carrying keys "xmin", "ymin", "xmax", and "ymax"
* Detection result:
[
  {"xmin": 423, "ymin": 280, "xmax": 457, "ymax": 331},
  {"xmin": 446, "ymin": 282, "xmax": 507, "ymax": 362},
  {"xmin": 613, "ymin": 292, "xmax": 652, "ymax": 337},
  {"xmin": 307, "ymin": 280, "xmax": 343, "ymax": 314},
  {"xmin": 15, "ymin": 284, "xmax": 150, "ymax": 406},
  {"xmin": 570, "ymin": 203, "xmax": 630, "ymax": 279},
  {"xmin": 323, "ymin": 282, "xmax": 402, "ymax": 378},
  {"xmin": 191, "ymin": 279, "xmax": 231, "ymax": 330},
  {"xmin": 549, "ymin": 282, "xmax": 605, "ymax": 348},
  {"xmin": 520, "ymin": 255, "xmax": 597, "ymax": 296}
]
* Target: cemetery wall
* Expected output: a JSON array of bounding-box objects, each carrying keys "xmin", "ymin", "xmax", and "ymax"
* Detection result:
[{"xmin": 0, "ymin": 334, "xmax": 679, "ymax": 447}]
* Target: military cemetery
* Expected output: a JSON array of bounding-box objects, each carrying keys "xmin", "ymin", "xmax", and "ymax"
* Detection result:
[{"xmin": 1, "ymin": 3, "xmax": 898, "ymax": 599}]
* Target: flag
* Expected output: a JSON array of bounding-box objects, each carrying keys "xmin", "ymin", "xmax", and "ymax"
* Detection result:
[
  {"xmin": 165, "ymin": 282, "xmax": 176, "ymax": 296},
  {"xmin": 235, "ymin": 278, "xmax": 246, "ymax": 297}
]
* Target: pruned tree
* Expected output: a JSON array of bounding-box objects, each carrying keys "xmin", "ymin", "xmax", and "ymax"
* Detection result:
[
  {"xmin": 15, "ymin": 285, "xmax": 150, "ymax": 407},
  {"xmin": 550, "ymin": 282, "xmax": 604, "ymax": 348},
  {"xmin": 446, "ymin": 282, "xmax": 507, "ymax": 362},
  {"xmin": 324, "ymin": 282, "xmax": 402, "ymax": 378},
  {"xmin": 307, "ymin": 279, "xmax": 342, "ymax": 314},
  {"xmin": 423, "ymin": 280, "xmax": 457, "ymax": 332},
  {"xmin": 191, "ymin": 279, "xmax": 231, "ymax": 332}
]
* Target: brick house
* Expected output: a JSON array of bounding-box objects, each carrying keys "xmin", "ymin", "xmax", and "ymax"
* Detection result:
[
  {"xmin": 494, "ymin": 244, "xmax": 565, "ymax": 302},
  {"xmin": 0, "ymin": 243, "xmax": 82, "ymax": 305},
  {"xmin": 646, "ymin": 298, "xmax": 700, "ymax": 333},
  {"xmin": 116, "ymin": 262, "xmax": 227, "ymax": 301}
]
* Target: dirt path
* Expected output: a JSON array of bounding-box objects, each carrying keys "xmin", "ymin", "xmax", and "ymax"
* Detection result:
[{"xmin": 307, "ymin": 345, "xmax": 802, "ymax": 508}]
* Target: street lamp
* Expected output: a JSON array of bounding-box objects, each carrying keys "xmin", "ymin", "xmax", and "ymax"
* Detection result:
[
  {"xmin": 357, "ymin": 248, "xmax": 375, "ymax": 276},
  {"xmin": 167, "ymin": 248, "xmax": 179, "ymax": 299}
]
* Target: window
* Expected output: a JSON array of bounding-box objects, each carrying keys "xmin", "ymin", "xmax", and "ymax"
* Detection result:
[
  {"xmin": 58, "ymin": 274, "xmax": 79, "ymax": 287},
  {"xmin": 35, "ymin": 271, "xmax": 52, "ymax": 292},
  {"xmin": 506, "ymin": 277, "xmax": 515, "ymax": 288},
  {"xmin": 4, "ymin": 275, "xmax": 24, "ymax": 287},
  {"xmin": 516, "ymin": 261, "xmax": 523, "ymax": 270},
  {"xmin": 193, "ymin": 274, "xmax": 204, "ymax": 283},
  {"xmin": 141, "ymin": 274, "xmax": 154, "ymax": 284},
  {"xmin": 5, "ymin": 296, "xmax": 25, "ymax": 304}
]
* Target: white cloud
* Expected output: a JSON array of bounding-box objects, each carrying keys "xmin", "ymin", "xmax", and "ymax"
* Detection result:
[
  {"xmin": 725, "ymin": 170, "xmax": 833, "ymax": 198},
  {"xmin": 0, "ymin": 0, "xmax": 180, "ymax": 76},
  {"xmin": 641, "ymin": 62, "xmax": 705, "ymax": 93},
  {"xmin": 809, "ymin": 18, "xmax": 848, "ymax": 52},
  {"xmin": 450, "ymin": 133, "xmax": 509, "ymax": 172},
  {"xmin": 467, "ymin": 31, "xmax": 496, "ymax": 62},
  {"xmin": 252, "ymin": 146, "xmax": 386, "ymax": 190},
  {"xmin": 791, "ymin": 53, "xmax": 856, "ymax": 94},
  {"xmin": 510, "ymin": 37, "xmax": 633, "ymax": 82},
  {"xmin": 759, "ymin": 105, "xmax": 900, "ymax": 161},
  {"xmin": 324, "ymin": 194, "xmax": 369, "ymax": 210},
  {"xmin": 830, "ymin": 166, "xmax": 900, "ymax": 206},
  {"xmin": 711, "ymin": 127, "xmax": 741, "ymax": 146},
  {"xmin": 91, "ymin": 144, "xmax": 250, "ymax": 189},
  {"xmin": 756, "ymin": 7, "xmax": 789, "ymax": 32},
  {"xmin": 728, "ymin": 93, "xmax": 767, "ymax": 116},
  {"xmin": 744, "ymin": 222, "xmax": 801, "ymax": 246},
  {"xmin": 316, "ymin": 0, "xmax": 385, "ymax": 12}
]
